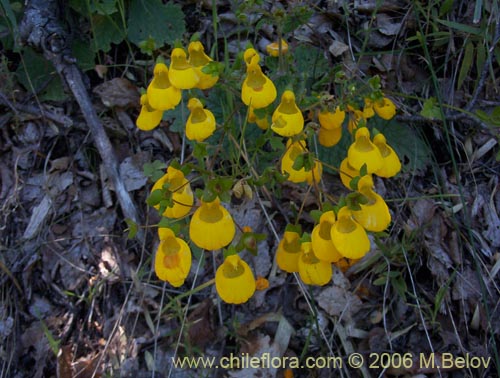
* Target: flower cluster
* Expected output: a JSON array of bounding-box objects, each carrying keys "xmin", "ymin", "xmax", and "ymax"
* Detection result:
[
  {"xmin": 137, "ymin": 40, "xmax": 402, "ymax": 303},
  {"xmin": 136, "ymin": 41, "xmax": 219, "ymax": 141}
]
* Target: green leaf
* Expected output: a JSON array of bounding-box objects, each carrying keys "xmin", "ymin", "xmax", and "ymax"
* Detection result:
[
  {"xmin": 125, "ymin": 218, "xmax": 138, "ymax": 239},
  {"xmin": 292, "ymin": 153, "xmax": 305, "ymax": 171},
  {"xmin": 143, "ymin": 160, "xmax": 167, "ymax": 181},
  {"xmin": 375, "ymin": 119, "xmax": 432, "ymax": 173},
  {"xmin": 92, "ymin": 13, "xmax": 124, "ymax": 52},
  {"xmin": 420, "ymin": 97, "xmax": 443, "ymax": 120},
  {"xmin": 310, "ymin": 209, "xmax": 323, "ymax": 223},
  {"xmin": 457, "ymin": 41, "xmax": 474, "ymax": 90},
  {"xmin": 436, "ymin": 19, "xmax": 483, "ymax": 36},
  {"xmin": 127, "ymin": 0, "xmax": 185, "ymax": 49},
  {"xmin": 146, "ymin": 189, "xmax": 164, "ymax": 207},
  {"xmin": 71, "ymin": 39, "xmax": 96, "ymax": 71},
  {"xmin": 269, "ymin": 136, "xmax": 284, "ymax": 151},
  {"xmin": 15, "ymin": 48, "xmax": 67, "ymax": 101},
  {"xmin": 438, "ymin": 0, "xmax": 454, "ymax": 16}
]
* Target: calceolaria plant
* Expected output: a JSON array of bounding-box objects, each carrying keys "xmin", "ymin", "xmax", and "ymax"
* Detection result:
[{"xmin": 136, "ymin": 36, "xmax": 402, "ymax": 304}]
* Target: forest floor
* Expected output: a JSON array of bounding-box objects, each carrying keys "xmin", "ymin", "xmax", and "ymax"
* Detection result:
[{"xmin": 1, "ymin": 1, "xmax": 500, "ymax": 377}]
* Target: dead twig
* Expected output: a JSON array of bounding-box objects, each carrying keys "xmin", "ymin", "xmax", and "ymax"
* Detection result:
[{"xmin": 18, "ymin": 0, "xmax": 143, "ymax": 242}]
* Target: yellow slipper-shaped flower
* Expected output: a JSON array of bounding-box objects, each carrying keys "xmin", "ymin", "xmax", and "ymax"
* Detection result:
[
  {"xmin": 373, "ymin": 133, "xmax": 401, "ymax": 178},
  {"xmin": 189, "ymin": 197, "xmax": 236, "ymax": 250},
  {"xmin": 188, "ymin": 41, "xmax": 219, "ymax": 90},
  {"xmin": 169, "ymin": 48, "xmax": 199, "ymax": 89},
  {"xmin": 363, "ymin": 98, "xmax": 375, "ymax": 119},
  {"xmin": 352, "ymin": 176, "xmax": 391, "ymax": 232},
  {"xmin": 215, "ymin": 254, "xmax": 256, "ymax": 304},
  {"xmin": 276, "ymin": 230, "xmax": 302, "ymax": 273},
  {"xmin": 339, "ymin": 157, "xmax": 361, "ymax": 189},
  {"xmin": 311, "ymin": 211, "xmax": 342, "ymax": 263},
  {"xmin": 136, "ymin": 94, "xmax": 164, "ymax": 131},
  {"xmin": 374, "ymin": 97, "xmax": 396, "ymax": 120},
  {"xmin": 266, "ymin": 39, "xmax": 289, "ymax": 57},
  {"xmin": 298, "ymin": 242, "xmax": 332, "ymax": 286},
  {"xmin": 185, "ymin": 98, "xmax": 216, "ymax": 142},
  {"xmin": 243, "ymin": 47, "xmax": 259, "ymax": 66},
  {"xmin": 318, "ymin": 126, "xmax": 342, "ymax": 147},
  {"xmin": 271, "ymin": 90, "xmax": 304, "ymax": 137},
  {"xmin": 241, "ymin": 55, "xmax": 277, "ymax": 109},
  {"xmin": 151, "ymin": 166, "xmax": 194, "ymax": 218},
  {"xmin": 347, "ymin": 127, "xmax": 383, "ymax": 173},
  {"xmin": 318, "ymin": 106, "xmax": 345, "ymax": 130},
  {"xmin": 155, "ymin": 228, "xmax": 192, "ymax": 287},
  {"xmin": 146, "ymin": 63, "xmax": 181, "ymax": 111},
  {"xmin": 281, "ymin": 139, "xmax": 322, "ymax": 184},
  {"xmin": 331, "ymin": 206, "xmax": 370, "ymax": 259}
]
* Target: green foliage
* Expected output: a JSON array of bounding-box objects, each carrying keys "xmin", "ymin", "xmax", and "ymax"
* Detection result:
[
  {"xmin": 127, "ymin": 0, "xmax": 185, "ymax": 49},
  {"xmin": 15, "ymin": 48, "xmax": 67, "ymax": 101}
]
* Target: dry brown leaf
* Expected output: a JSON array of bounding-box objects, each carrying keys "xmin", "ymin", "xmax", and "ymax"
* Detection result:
[{"xmin": 93, "ymin": 77, "xmax": 139, "ymax": 108}]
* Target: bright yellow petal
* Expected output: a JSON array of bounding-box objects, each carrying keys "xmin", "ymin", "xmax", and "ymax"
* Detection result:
[
  {"xmin": 155, "ymin": 229, "xmax": 192, "ymax": 287},
  {"xmin": 215, "ymin": 254, "xmax": 256, "ymax": 304},
  {"xmin": 241, "ymin": 56, "xmax": 277, "ymax": 109},
  {"xmin": 188, "ymin": 41, "xmax": 219, "ymax": 89},
  {"xmin": 347, "ymin": 127, "xmax": 383, "ymax": 173},
  {"xmin": 352, "ymin": 177, "xmax": 391, "ymax": 232},
  {"xmin": 169, "ymin": 48, "xmax": 199, "ymax": 89},
  {"xmin": 281, "ymin": 140, "xmax": 321, "ymax": 184},
  {"xmin": 146, "ymin": 63, "xmax": 181, "ymax": 111},
  {"xmin": 318, "ymin": 126, "xmax": 342, "ymax": 147},
  {"xmin": 136, "ymin": 97, "xmax": 163, "ymax": 131},
  {"xmin": 339, "ymin": 157, "xmax": 361, "ymax": 189},
  {"xmin": 298, "ymin": 242, "xmax": 332, "ymax": 286},
  {"xmin": 276, "ymin": 230, "xmax": 301, "ymax": 273},
  {"xmin": 373, "ymin": 133, "xmax": 401, "ymax": 177},
  {"xmin": 189, "ymin": 197, "xmax": 236, "ymax": 250},
  {"xmin": 266, "ymin": 39, "xmax": 289, "ymax": 57},
  {"xmin": 151, "ymin": 166, "xmax": 194, "ymax": 219},
  {"xmin": 374, "ymin": 97, "xmax": 396, "ymax": 120},
  {"xmin": 363, "ymin": 98, "xmax": 375, "ymax": 118},
  {"xmin": 185, "ymin": 99, "xmax": 216, "ymax": 142},
  {"xmin": 318, "ymin": 107, "xmax": 345, "ymax": 130},
  {"xmin": 311, "ymin": 211, "xmax": 342, "ymax": 263},
  {"xmin": 331, "ymin": 207, "xmax": 370, "ymax": 259},
  {"xmin": 271, "ymin": 90, "xmax": 304, "ymax": 137}
]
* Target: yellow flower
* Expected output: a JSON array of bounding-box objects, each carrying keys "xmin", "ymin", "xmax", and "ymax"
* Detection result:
[
  {"xmin": 271, "ymin": 90, "xmax": 304, "ymax": 137},
  {"xmin": 352, "ymin": 176, "xmax": 391, "ymax": 232},
  {"xmin": 136, "ymin": 94, "xmax": 164, "ymax": 131},
  {"xmin": 339, "ymin": 157, "xmax": 361, "ymax": 189},
  {"xmin": 169, "ymin": 48, "xmax": 199, "ymax": 89},
  {"xmin": 188, "ymin": 41, "xmax": 219, "ymax": 90},
  {"xmin": 373, "ymin": 133, "xmax": 401, "ymax": 178},
  {"xmin": 347, "ymin": 127, "xmax": 383, "ymax": 173},
  {"xmin": 189, "ymin": 197, "xmax": 236, "ymax": 250},
  {"xmin": 247, "ymin": 106, "xmax": 269, "ymax": 130},
  {"xmin": 215, "ymin": 254, "xmax": 256, "ymax": 304},
  {"xmin": 155, "ymin": 228, "xmax": 192, "ymax": 287},
  {"xmin": 363, "ymin": 98, "xmax": 375, "ymax": 118},
  {"xmin": 311, "ymin": 211, "xmax": 342, "ymax": 263},
  {"xmin": 331, "ymin": 207, "xmax": 370, "ymax": 259},
  {"xmin": 276, "ymin": 230, "xmax": 301, "ymax": 273},
  {"xmin": 374, "ymin": 97, "xmax": 396, "ymax": 120},
  {"xmin": 243, "ymin": 48, "xmax": 259, "ymax": 66},
  {"xmin": 185, "ymin": 98, "xmax": 216, "ymax": 142},
  {"xmin": 281, "ymin": 139, "xmax": 322, "ymax": 184},
  {"xmin": 241, "ymin": 55, "xmax": 277, "ymax": 109},
  {"xmin": 151, "ymin": 166, "xmax": 194, "ymax": 218},
  {"xmin": 318, "ymin": 126, "xmax": 342, "ymax": 147},
  {"xmin": 347, "ymin": 109, "xmax": 365, "ymax": 134},
  {"xmin": 146, "ymin": 63, "xmax": 181, "ymax": 111},
  {"xmin": 266, "ymin": 39, "xmax": 289, "ymax": 56},
  {"xmin": 318, "ymin": 107, "xmax": 345, "ymax": 130},
  {"xmin": 298, "ymin": 242, "xmax": 332, "ymax": 286}
]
